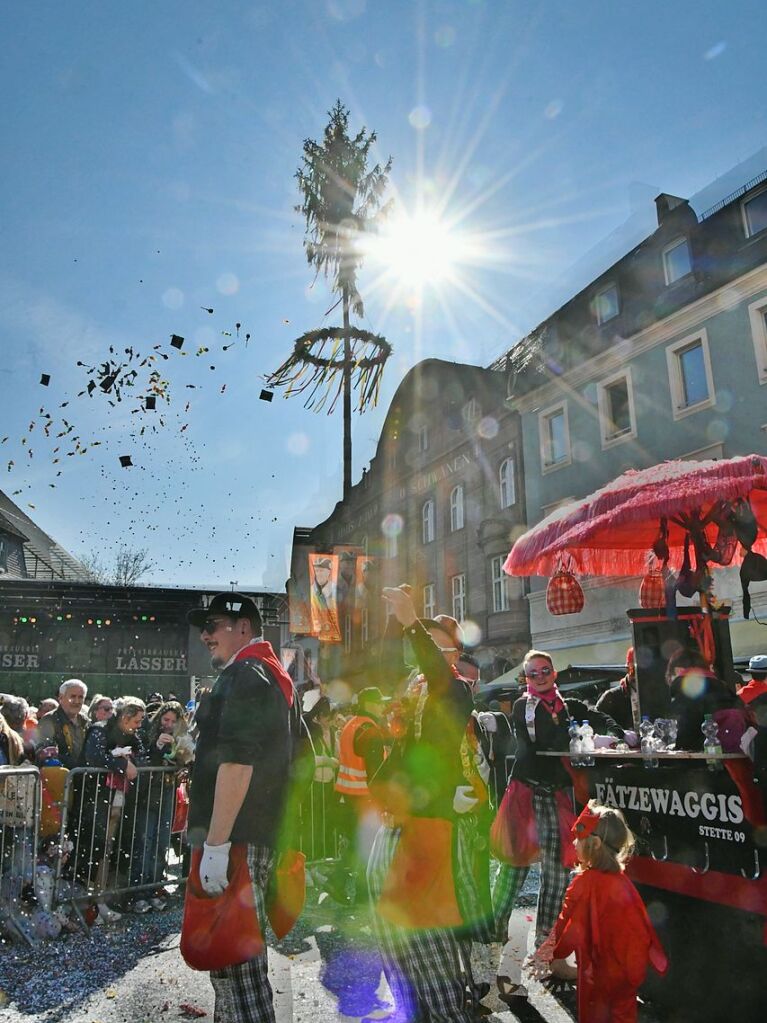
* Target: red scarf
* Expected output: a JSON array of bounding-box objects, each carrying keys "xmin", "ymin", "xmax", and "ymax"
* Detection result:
[
  {"xmin": 529, "ymin": 684, "xmax": 565, "ymax": 717},
  {"xmin": 233, "ymin": 640, "xmax": 294, "ymax": 707}
]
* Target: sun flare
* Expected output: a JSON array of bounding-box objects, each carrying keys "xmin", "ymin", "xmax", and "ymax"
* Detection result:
[{"xmin": 367, "ymin": 210, "xmax": 467, "ymax": 288}]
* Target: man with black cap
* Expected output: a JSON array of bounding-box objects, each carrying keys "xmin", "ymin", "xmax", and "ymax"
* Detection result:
[{"xmin": 185, "ymin": 593, "xmax": 298, "ymax": 1023}]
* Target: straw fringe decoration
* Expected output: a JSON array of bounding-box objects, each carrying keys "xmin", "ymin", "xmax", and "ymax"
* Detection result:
[{"xmin": 267, "ymin": 327, "xmax": 391, "ymax": 414}]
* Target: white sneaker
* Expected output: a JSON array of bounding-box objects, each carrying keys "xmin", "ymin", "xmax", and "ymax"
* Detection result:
[
  {"xmin": 131, "ymin": 899, "xmax": 151, "ymax": 914},
  {"xmin": 97, "ymin": 902, "xmax": 122, "ymax": 923}
]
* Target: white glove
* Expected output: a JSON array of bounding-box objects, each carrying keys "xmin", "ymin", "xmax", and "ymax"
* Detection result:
[
  {"xmin": 623, "ymin": 730, "xmax": 638, "ymax": 748},
  {"xmin": 741, "ymin": 726, "xmax": 758, "ymax": 758},
  {"xmin": 200, "ymin": 841, "xmax": 231, "ymax": 895},
  {"xmin": 110, "ymin": 746, "xmax": 133, "ymax": 757},
  {"xmin": 594, "ymin": 734, "xmax": 616, "ymax": 749},
  {"xmin": 453, "ymin": 785, "xmax": 479, "ymax": 814},
  {"xmin": 476, "ymin": 712, "xmax": 498, "ymax": 733}
]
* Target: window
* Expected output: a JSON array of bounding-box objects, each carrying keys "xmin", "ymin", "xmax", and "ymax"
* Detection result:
[
  {"xmin": 666, "ymin": 330, "xmax": 716, "ymax": 419},
  {"xmin": 539, "ymin": 402, "xmax": 571, "ymax": 471},
  {"xmin": 423, "ymin": 583, "xmax": 436, "ymax": 619},
  {"xmin": 747, "ymin": 296, "xmax": 767, "ymax": 385},
  {"xmin": 417, "ymin": 423, "xmax": 429, "ymax": 452},
  {"xmin": 361, "ymin": 608, "xmax": 369, "ymax": 646},
  {"xmin": 490, "ymin": 555, "xmax": 510, "ymax": 613},
  {"xmin": 360, "ymin": 535, "xmax": 368, "ymax": 556},
  {"xmin": 663, "ymin": 237, "xmax": 692, "ymax": 285},
  {"xmin": 743, "ymin": 188, "xmax": 767, "ymax": 238},
  {"xmin": 597, "ymin": 369, "xmax": 637, "ymax": 446},
  {"xmin": 462, "ymin": 398, "xmax": 480, "ymax": 423},
  {"xmin": 499, "ymin": 456, "xmax": 516, "ymax": 508},
  {"xmin": 594, "ymin": 283, "xmax": 619, "ymax": 325},
  {"xmin": 344, "ymin": 613, "xmax": 352, "ymax": 653},
  {"xmin": 451, "ymin": 573, "xmax": 466, "ymax": 622},
  {"xmin": 450, "ymin": 485, "xmax": 465, "ymax": 531},
  {"xmin": 422, "ymin": 499, "xmax": 435, "ymax": 543}
]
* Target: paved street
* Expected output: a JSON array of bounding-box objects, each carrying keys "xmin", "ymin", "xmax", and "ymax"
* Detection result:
[{"xmin": 0, "ymin": 885, "xmax": 667, "ymax": 1023}]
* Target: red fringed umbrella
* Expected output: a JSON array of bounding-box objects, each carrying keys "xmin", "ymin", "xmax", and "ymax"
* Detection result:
[{"xmin": 504, "ymin": 454, "xmax": 767, "ymax": 578}]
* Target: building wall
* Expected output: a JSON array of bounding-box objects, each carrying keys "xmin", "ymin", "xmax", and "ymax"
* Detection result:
[
  {"xmin": 510, "ymin": 183, "xmax": 767, "ymax": 662},
  {"xmin": 294, "ymin": 360, "xmax": 531, "ymax": 684}
]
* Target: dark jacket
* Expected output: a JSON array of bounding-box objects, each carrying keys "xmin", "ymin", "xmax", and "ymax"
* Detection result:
[
  {"xmin": 37, "ymin": 707, "xmax": 90, "ymax": 769},
  {"xmin": 669, "ymin": 673, "xmax": 739, "ymax": 751},
  {"xmin": 510, "ymin": 694, "xmax": 621, "ymax": 791},
  {"xmin": 83, "ymin": 718, "xmax": 148, "ymax": 772},
  {"xmin": 188, "ymin": 653, "xmax": 293, "ymax": 848},
  {"xmin": 373, "ymin": 620, "xmax": 474, "ymax": 819},
  {"xmin": 594, "ymin": 680, "xmax": 634, "ymax": 732}
]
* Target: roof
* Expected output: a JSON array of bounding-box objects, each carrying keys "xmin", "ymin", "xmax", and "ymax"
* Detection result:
[{"xmin": 0, "ymin": 489, "xmax": 90, "ymax": 581}]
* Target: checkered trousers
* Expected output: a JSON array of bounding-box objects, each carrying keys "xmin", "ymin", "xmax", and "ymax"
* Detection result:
[
  {"xmin": 367, "ymin": 824, "xmax": 476, "ymax": 1023},
  {"xmin": 209, "ymin": 846, "xmax": 276, "ymax": 1023},
  {"xmin": 491, "ymin": 788, "xmax": 570, "ymax": 946}
]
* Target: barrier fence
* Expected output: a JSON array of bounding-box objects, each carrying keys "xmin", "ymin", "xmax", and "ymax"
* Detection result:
[{"xmin": 0, "ymin": 764, "xmax": 342, "ymax": 942}]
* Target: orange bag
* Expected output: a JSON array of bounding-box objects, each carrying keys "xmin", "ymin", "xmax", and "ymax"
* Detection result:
[
  {"xmin": 181, "ymin": 845, "xmax": 263, "ymax": 971},
  {"xmin": 377, "ymin": 817, "xmax": 463, "ymax": 930},
  {"xmin": 639, "ymin": 571, "xmax": 664, "ymax": 608},
  {"xmin": 267, "ymin": 849, "xmax": 306, "ymax": 939}
]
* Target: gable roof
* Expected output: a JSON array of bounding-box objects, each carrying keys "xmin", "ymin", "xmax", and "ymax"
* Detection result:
[{"xmin": 0, "ymin": 490, "xmax": 90, "ymax": 581}]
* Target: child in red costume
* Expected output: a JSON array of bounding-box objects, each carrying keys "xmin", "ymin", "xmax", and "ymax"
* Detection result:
[{"xmin": 528, "ymin": 801, "xmax": 667, "ymax": 1023}]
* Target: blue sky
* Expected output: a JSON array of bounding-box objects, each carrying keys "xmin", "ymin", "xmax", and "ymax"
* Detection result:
[{"xmin": 1, "ymin": 0, "xmax": 765, "ymax": 589}]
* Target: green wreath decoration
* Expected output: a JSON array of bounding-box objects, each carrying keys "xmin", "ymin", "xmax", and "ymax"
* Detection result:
[{"xmin": 266, "ymin": 326, "xmax": 392, "ymax": 413}]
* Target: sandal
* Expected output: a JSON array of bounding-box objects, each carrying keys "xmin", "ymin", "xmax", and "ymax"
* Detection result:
[{"xmin": 496, "ymin": 976, "xmax": 528, "ymax": 1002}]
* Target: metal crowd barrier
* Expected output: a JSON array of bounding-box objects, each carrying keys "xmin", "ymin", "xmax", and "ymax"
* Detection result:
[
  {"xmin": 0, "ymin": 764, "xmax": 340, "ymax": 943},
  {"xmin": 52, "ymin": 765, "xmax": 189, "ymax": 914},
  {"xmin": 0, "ymin": 765, "xmax": 42, "ymax": 944},
  {"xmin": 296, "ymin": 778, "xmax": 340, "ymax": 863}
]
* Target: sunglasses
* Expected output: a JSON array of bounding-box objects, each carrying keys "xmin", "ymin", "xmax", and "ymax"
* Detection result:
[
  {"xmin": 199, "ymin": 617, "xmax": 232, "ymax": 635},
  {"xmin": 525, "ymin": 666, "xmax": 553, "ymax": 679}
]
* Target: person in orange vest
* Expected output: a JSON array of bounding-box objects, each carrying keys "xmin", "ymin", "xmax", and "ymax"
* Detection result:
[{"xmin": 326, "ymin": 687, "xmax": 388, "ymax": 904}]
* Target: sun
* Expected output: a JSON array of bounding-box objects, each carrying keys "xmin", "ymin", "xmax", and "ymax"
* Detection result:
[{"xmin": 366, "ymin": 209, "xmax": 467, "ymax": 288}]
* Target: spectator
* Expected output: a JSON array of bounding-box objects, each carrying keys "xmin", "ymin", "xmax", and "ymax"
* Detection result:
[
  {"xmin": 0, "ymin": 697, "xmax": 34, "ymax": 762},
  {"xmin": 37, "ymin": 698, "xmax": 58, "ymax": 718},
  {"xmin": 79, "ymin": 697, "xmax": 147, "ymax": 921},
  {"xmin": 303, "ymin": 695, "xmax": 339, "ymax": 859},
  {"xmin": 87, "ymin": 694, "xmax": 115, "ymax": 723},
  {"xmin": 36, "ymin": 680, "xmax": 89, "ymax": 769},
  {"xmin": 134, "ymin": 700, "xmax": 195, "ymax": 910},
  {"xmin": 0, "ymin": 712, "xmax": 24, "ymax": 767}
]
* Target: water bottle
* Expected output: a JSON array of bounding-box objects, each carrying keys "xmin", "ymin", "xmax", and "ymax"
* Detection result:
[
  {"xmin": 568, "ymin": 720, "xmax": 583, "ymax": 767},
  {"xmin": 640, "ymin": 715, "xmax": 658, "ymax": 769},
  {"xmin": 702, "ymin": 713, "xmax": 723, "ymax": 772},
  {"xmin": 580, "ymin": 720, "xmax": 595, "ymax": 767}
]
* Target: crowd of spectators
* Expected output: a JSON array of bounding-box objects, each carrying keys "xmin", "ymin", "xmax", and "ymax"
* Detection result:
[{"xmin": 0, "ymin": 679, "xmax": 195, "ymax": 937}]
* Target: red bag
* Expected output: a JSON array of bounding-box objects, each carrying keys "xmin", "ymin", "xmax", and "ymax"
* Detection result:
[
  {"xmin": 546, "ymin": 570, "xmax": 584, "ymax": 615},
  {"xmin": 172, "ymin": 781, "xmax": 189, "ymax": 835},
  {"xmin": 180, "ymin": 845, "xmax": 263, "ymax": 971},
  {"xmin": 490, "ymin": 780, "xmax": 577, "ymax": 868},
  {"xmin": 639, "ymin": 571, "xmax": 664, "ymax": 608},
  {"xmin": 267, "ymin": 850, "xmax": 306, "ymax": 939}
]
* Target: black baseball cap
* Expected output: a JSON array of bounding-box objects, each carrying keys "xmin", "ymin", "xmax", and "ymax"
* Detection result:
[{"xmin": 187, "ymin": 592, "xmax": 262, "ymax": 630}]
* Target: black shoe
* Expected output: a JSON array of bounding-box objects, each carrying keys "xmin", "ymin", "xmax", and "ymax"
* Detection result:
[{"xmin": 473, "ymin": 982, "xmax": 491, "ymax": 1002}]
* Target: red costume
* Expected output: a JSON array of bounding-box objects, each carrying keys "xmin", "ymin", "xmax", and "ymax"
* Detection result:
[{"xmin": 550, "ymin": 868, "xmax": 667, "ymax": 1023}]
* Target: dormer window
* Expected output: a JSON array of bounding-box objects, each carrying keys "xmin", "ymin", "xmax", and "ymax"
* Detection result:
[
  {"xmin": 663, "ymin": 237, "xmax": 692, "ymax": 285},
  {"xmin": 743, "ymin": 187, "xmax": 767, "ymax": 238},
  {"xmin": 594, "ymin": 283, "xmax": 619, "ymax": 325}
]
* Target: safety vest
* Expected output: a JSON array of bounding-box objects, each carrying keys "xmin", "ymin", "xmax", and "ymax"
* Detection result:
[{"xmin": 335, "ymin": 715, "xmax": 377, "ymax": 797}]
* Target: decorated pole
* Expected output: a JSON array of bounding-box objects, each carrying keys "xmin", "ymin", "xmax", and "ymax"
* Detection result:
[{"xmin": 268, "ymin": 101, "xmax": 393, "ymax": 497}]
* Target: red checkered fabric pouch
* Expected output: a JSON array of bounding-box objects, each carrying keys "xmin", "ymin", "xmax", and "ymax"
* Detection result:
[{"xmin": 546, "ymin": 568, "xmax": 584, "ymax": 615}]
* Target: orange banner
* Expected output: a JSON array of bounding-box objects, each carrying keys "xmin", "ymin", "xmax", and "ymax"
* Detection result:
[{"xmin": 309, "ymin": 553, "xmax": 342, "ymax": 643}]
